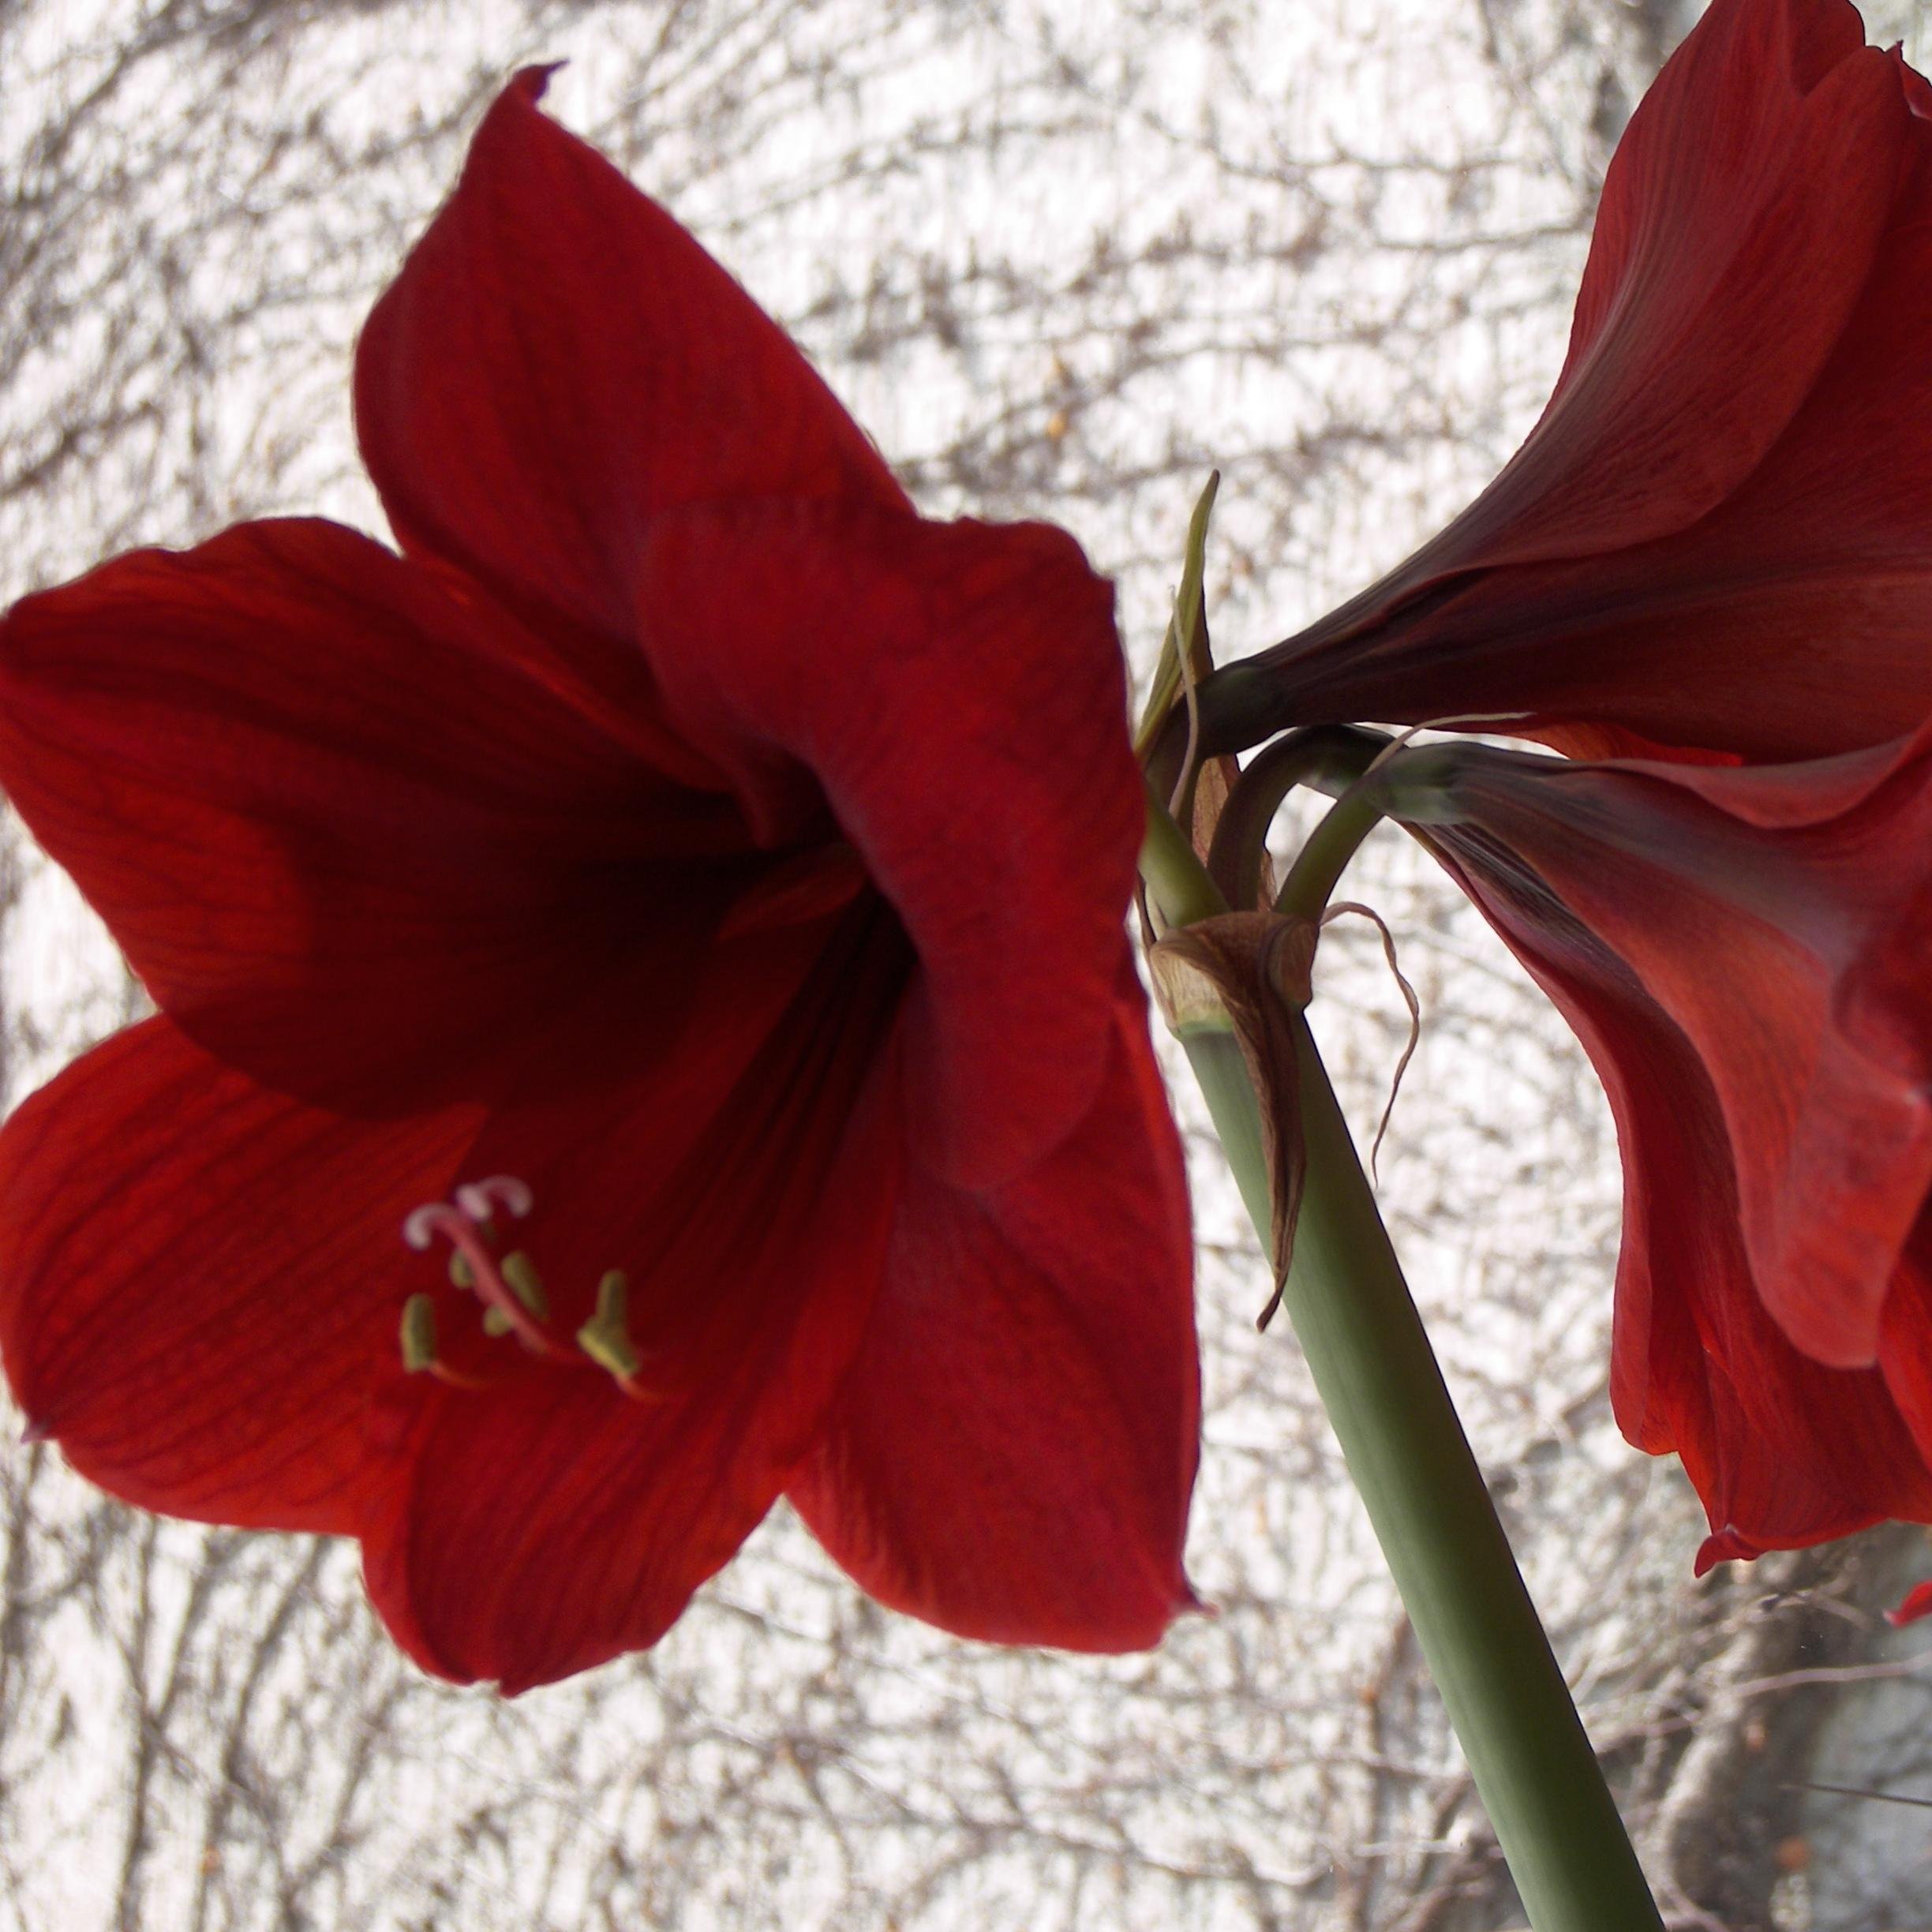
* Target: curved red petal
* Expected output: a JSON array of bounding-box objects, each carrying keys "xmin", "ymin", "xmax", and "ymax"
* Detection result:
[
  {"xmin": 1664, "ymin": 1263, "xmax": 1932, "ymax": 1569},
  {"xmin": 361, "ymin": 914, "xmax": 909, "ymax": 1690},
  {"xmin": 1886, "ymin": 1580, "xmax": 1932, "ymax": 1628},
  {"xmin": 1422, "ymin": 833, "xmax": 1932, "ymax": 1563},
  {"xmin": 355, "ymin": 69, "xmax": 910, "ymax": 668},
  {"xmin": 788, "ymin": 975, "xmax": 1199, "ymax": 1651},
  {"xmin": 0, "ymin": 518, "xmax": 751, "ymax": 1109},
  {"xmin": 1232, "ymin": 0, "xmax": 1932, "ymax": 764},
  {"xmin": 1414, "ymin": 736, "xmax": 1932, "ymax": 1366},
  {"xmin": 363, "ymin": 1208, "xmax": 891, "ymax": 1695},
  {"xmin": 1472, "ymin": 0, "xmax": 1896, "ymax": 564},
  {"xmin": 638, "ymin": 501, "xmax": 1141, "ymax": 1188},
  {"xmin": 1868, "ymin": 1224, "xmax": 1932, "ymax": 1489},
  {"xmin": 0, "ymin": 1017, "xmax": 477, "ymax": 1533},
  {"xmin": 1639, "ymin": 1203, "xmax": 1932, "ymax": 1568}
]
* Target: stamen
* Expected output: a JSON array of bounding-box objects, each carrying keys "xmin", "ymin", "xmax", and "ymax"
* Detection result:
[
  {"xmin": 578, "ymin": 1270, "xmax": 661, "ymax": 1401},
  {"xmin": 399, "ymin": 1181, "xmax": 653, "ymax": 1393},
  {"xmin": 400, "ymin": 1193, "xmax": 564, "ymax": 1359}
]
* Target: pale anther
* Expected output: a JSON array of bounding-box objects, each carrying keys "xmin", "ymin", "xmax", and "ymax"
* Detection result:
[
  {"xmin": 468, "ymin": 1253, "xmax": 547, "ymax": 1337},
  {"xmin": 500, "ymin": 1252, "xmax": 550, "ymax": 1318},
  {"xmin": 578, "ymin": 1269, "xmax": 642, "ymax": 1383},
  {"xmin": 399, "ymin": 1294, "xmax": 438, "ymax": 1373}
]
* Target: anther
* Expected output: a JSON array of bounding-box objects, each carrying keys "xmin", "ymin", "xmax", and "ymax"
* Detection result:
[
  {"xmin": 398, "ymin": 1294, "xmax": 492, "ymax": 1391},
  {"xmin": 499, "ymin": 1252, "xmax": 549, "ymax": 1319},
  {"xmin": 399, "ymin": 1294, "xmax": 439, "ymax": 1372},
  {"xmin": 578, "ymin": 1270, "xmax": 659, "ymax": 1399},
  {"xmin": 481, "ymin": 1252, "xmax": 549, "ymax": 1338},
  {"xmin": 400, "ymin": 1183, "xmax": 564, "ymax": 1360}
]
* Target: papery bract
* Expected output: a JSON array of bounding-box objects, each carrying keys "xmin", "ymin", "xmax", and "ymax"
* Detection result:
[
  {"xmin": 1151, "ymin": 912, "xmax": 1316, "ymax": 1307},
  {"xmin": 1391, "ymin": 734, "xmax": 1932, "ymax": 1563},
  {"xmin": 1208, "ymin": 0, "xmax": 1932, "ymax": 766},
  {"xmin": 0, "ymin": 72, "xmax": 1200, "ymax": 1690}
]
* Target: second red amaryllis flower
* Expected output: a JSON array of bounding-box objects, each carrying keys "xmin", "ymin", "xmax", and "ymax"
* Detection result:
[
  {"xmin": 0, "ymin": 72, "xmax": 1199, "ymax": 1691},
  {"xmin": 1203, "ymin": 0, "xmax": 1932, "ymax": 766},
  {"xmin": 1382, "ymin": 731, "xmax": 1932, "ymax": 1563},
  {"xmin": 1164, "ymin": 0, "xmax": 1932, "ymax": 1582}
]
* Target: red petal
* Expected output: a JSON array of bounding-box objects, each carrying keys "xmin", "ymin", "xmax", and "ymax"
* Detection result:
[
  {"xmin": 364, "ymin": 1190, "xmax": 890, "ymax": 1695},
  {"xmin": 788, "ymin": 975, "xmax": 1200, "ymax": 1651},
  {"xmin": 1230, "ymin": 0, "xmax": 1932, "ymax": 764},
  {"xmin": 361, "ymin": 906, "xmax": 910, "ymax": 1691},
  {"xmin": 1474, "ymin": 0, "xmax": 1896, "ymax": 564},
  {"xmin": 355, "ymin": 69, "xmax": 910, "ymax": 666},
  {"xmin": 0, "ymin": 519, "xmax": 746, "ymax": 1108},
  {"xmin": 0, "ymin": 1017, "xmax": 476, "ymax": 1533},
  {"xmin": 1649, "ymin": 1228, "xmax": 1931, "ymax": 1567},
  {"xmin": 1417, "ymin": 736, "xmax": 1932, "ymax": 1365},
  {"xmin": 1886, "ymin": 1580, "xmax": 1932, "ymax": 1628},
  {"xmin": 6, "ymin": 868, "xmax": 911, "ymax": 1687},
  {"xmin": 1870, "ymin": 1225, "xmax": 1932, "ymax": 1488},
  {"xmin": 1411, "ymin": 746, "xmax": 1932, "ymax": 1560},
  {"xmin": 637, "ymin": 501, "xmax": 1141, "ymax": 1187}
]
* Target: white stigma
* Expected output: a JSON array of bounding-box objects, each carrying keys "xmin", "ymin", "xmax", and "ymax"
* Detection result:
[
  {"xmin": 455, "ymin": 1175, "xmax": 534, "ymax": 1223},
  {"xmin": 402, "ymin": 1203, "xmax": 451, "ymax": 1251}
]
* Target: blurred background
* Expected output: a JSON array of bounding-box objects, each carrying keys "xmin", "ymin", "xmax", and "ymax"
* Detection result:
[{"xmin": 3, "ymin": 0, "xmax": 1932, "ymax": 1926}]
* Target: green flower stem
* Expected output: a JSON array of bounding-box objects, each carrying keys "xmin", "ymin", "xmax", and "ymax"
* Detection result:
[
  {"xmin": 1181, "ymin": 1018, "xmax": 1664, "ymax": 1932},
  {"xmin": 1201, "ymin": 724, "xmax": 1386, "ymax": 910},
  {"xmin": 1271, "ymin": 771, "xmax": 1388, "ymax": 923},
  {"xmin": 1140, "ymin": 777, "xmax": 1229, "ymax": 928}
]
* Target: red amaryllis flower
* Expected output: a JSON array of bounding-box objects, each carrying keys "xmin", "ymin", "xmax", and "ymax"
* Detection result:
[
  {"xmin": 1204, "ymin": 0, "xmax": 1932, "ymax": 766},
  {"xmin": 1386, "ymin": 732, "xmax": 1932, "ymax": 1564},
  {"xmin": 0, "ymin": 71, "xmax": 1199, "ymax": 1691}
]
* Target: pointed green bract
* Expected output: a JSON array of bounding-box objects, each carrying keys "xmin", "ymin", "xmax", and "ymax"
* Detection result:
[{"xmin": 1133, "ymin": 470, "xmax": 1220, "ymax": 762}]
